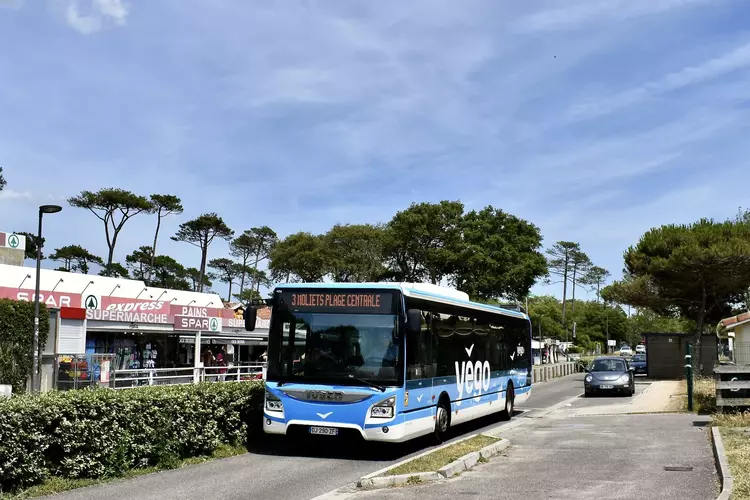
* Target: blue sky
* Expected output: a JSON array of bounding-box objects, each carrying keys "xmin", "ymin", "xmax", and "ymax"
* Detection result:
[{"xmin": 1, "ymin": 0, "xmax": 749, "ymax": 302}]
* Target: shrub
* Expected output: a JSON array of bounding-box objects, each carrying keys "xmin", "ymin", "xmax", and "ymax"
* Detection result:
[
  {"xmin": 0, "ymin": 381, "xmax": 264, "ymax": 493},
  {"xmin": 0, "ymin": 298, "xmax": 49, "ymax": 393}
]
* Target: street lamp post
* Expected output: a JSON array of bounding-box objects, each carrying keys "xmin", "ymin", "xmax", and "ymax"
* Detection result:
[{"xmin": 31, "ymin": 204, "xmax": 62, "ymax": 392}]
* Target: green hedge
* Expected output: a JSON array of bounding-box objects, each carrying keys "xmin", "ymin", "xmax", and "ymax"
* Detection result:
[
  {"xmin": 0, "ymin": 298, "xmax": 49, "ymax": 393},
  {"xmin": 0, "ymin": 382, "xmax": 264, "ymax": 493}
]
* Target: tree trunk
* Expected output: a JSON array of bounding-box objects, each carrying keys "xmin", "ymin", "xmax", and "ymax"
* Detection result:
[
  {"xmin": 561, "ymin": 262, "xmax": 569, "ymax": 327},
  {"xmin": 694, "ymin": 285, "xmax": 707, "ymax": 374},
  {"xmin": 198, "ymin": 241, "xmax": 208, "ymax": 293},
  {"xmin": 150, "ymin": 213, "xmax": 162, "ymax": 281},
  {"xmin": 227, "ymin": 279, "xmax": 233, "ymax": 302},
  {"xmin": 571, "ymin": 266, "xmax": 578, "ymax": 318}
]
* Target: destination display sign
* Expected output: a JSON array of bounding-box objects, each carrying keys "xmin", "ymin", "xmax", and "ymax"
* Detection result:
[{"xmin": 279, "ymin": 290, "xmax": 395, "ymax": 314}]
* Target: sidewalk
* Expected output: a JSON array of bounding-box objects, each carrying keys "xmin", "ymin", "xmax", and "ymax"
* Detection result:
[{"xmin": 351, "ymin": 413, "xmax": 718, "ymax": 500}]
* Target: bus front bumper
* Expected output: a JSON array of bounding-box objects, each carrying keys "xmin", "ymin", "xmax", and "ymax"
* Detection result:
[{"xmin": 262, "ymin": 412, "xmax": 425, "ymax": 443}]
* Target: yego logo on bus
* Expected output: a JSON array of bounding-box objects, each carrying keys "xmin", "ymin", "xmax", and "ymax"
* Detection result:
[{"xmin": 454, "ymin": 343, "xmax": 491, "ymax": 399}]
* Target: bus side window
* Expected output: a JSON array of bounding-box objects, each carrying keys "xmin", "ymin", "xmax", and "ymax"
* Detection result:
[{"xmin": 406, "ymin": 310, "xmax": 433, "ymax": 380}]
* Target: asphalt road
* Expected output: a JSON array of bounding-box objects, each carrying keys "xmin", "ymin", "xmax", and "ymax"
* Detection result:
[
  {"xmin": 570, "ymin": 380, "xmax": 650, "ymax": 409},
  {"xmin": 39, "ymin": 373, "xmax": 584, "ymax": 500},
  {"xmin": 352, "ymin": 413, "xmax": 718, "ymax": 500}
]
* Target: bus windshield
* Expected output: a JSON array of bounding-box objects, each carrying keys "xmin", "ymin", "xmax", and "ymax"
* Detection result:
[{"xmin": 267, "ymin": 289, "xmax": 403, "ymax": 386}]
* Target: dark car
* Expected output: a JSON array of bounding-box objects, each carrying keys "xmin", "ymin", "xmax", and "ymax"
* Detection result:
[
  {"xmin": 584, "ymin": 356, "xmax": 635, "ymax": 397},
  {"xmin": 629, "ymin": 354, "xmax": 647, "ymax": 375}
]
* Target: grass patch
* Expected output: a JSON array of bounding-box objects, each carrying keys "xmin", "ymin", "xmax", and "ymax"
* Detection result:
[
  {"xmin": 713, "ymin": 412, "xmax": 750, "ymax": 428},
  {"xmin": 719, "ymin": 428, "xmax": 750, "ymax": 500},
  {"xmin": 7, "ymin": 444, "xmax": 247, "ymax": 499},
  {"xmin": 386, "ymin": 435, "xmax": 499, "ymax": 476}
]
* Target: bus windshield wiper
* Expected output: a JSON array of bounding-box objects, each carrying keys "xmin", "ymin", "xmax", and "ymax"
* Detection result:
[{"xmin": 348, "ymin": 374, "xmax": 386, "ymax": 392}]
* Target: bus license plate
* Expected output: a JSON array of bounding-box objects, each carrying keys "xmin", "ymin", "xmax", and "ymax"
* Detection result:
[
  {"xmin": 309, "ymin": 426, "xmax": 338, "ymax": 436},
  {"xmin": 600, "ymin": 385, "xmax": 613, "ymax": 389}
]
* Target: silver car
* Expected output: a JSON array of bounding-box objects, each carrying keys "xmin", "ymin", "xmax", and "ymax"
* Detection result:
[{"xmin": 584, "ymin": 356, "xmax": 635, "ymax": 397}]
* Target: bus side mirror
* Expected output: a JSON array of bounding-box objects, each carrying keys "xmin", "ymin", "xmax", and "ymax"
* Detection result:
[
  {"xmin": 406, "ymin": 309, "xmax": 422, "ymax": 334},
  {"xmin": 244, "ymin": 307, "xmax": 257, "ymax": 331}
]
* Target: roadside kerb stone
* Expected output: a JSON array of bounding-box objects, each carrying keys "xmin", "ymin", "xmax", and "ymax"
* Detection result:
[
  {"xmin": 479, "ymin": 436, "xmax": 511, "ymax": 459},
  {"xmin": 711, "ymin": 427, "xmax": 733, "ymax": 500},
  {"xmin": 358, "ymin": 436, "xmax": 512, "ymax": 489},
  {"xmin": 357, "ymin": 433, "xmax": 481, "ymax": 487},
  {"xmin": 359, "ymin": 472, "xmax": 442, "ymax": 489}
]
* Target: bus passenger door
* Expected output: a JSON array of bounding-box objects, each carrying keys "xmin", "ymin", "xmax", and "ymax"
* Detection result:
[{"xmin": 403, "ymin": 311, "xmax": 436, "ymax": 437}]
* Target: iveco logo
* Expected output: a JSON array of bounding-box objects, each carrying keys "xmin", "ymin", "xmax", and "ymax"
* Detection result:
[{"xmin": 306, "ymin": 390, "xmax": 344, "ymax": 401}]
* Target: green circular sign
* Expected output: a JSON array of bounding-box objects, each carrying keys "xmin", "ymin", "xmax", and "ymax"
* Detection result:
[
  {"xmin": 85, "ymin": 295, "xmax": 99, "ymax": 309},
  {"xmin": 210, "ymin": 318, "xmax": 218, "ymax": 331},
  {"xmin": 8, "ymin": 234, "xmax": 19, "ymax": 248}
]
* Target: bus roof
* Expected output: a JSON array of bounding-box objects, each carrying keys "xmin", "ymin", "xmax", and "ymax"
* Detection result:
[{"xmin": 274, "ymin": 282, "xmax": 529, "ymax": 320}]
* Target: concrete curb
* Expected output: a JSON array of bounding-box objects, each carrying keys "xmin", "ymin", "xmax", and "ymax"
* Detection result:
[
  {"xmin": 711, "ymin": 427, "xmax": 733, "ymax": 500},
  {"xmin": 357, "ymin": 436, "xmax": 511, "ymax": 489},
  {"xmin": 357, "ymin": 433, "xmax": 480, "ymax": 486}
]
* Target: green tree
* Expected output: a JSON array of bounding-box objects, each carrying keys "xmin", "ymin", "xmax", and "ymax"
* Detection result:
[
  {"xmin": 99, "ymin": 262, "xmax": 129, "ymax": 278},
  {"xmin": 568, "ymin": 249, "xmax": 592, "ymax": 320},
  {"xmin": 185, "ymin": 266, "xmax": 214, "ymax": 292},
  {"xmin": 68, "ymin": 188, "xmax": 153, "ymax": 275},
  {"xmin": 603, "ymin": 216, "xmax": 750, "ymax": 368},
  {"xmin": 0, "ymin": 298, "xmax": 49, "ymax": 393},
  {"xmin": 527, "ymin": 295, "xmax": 566, "ymax": 340},
  {"xmin": 49, "ymin": 245, "xmax": 104, "ymax": 274},
  {"xmin": 150, "ymin": 255, "xmax": 191, "ymax": 290},
  {"xmin": 230, "ymin": 227, "xmax": 278, "ymax": 295},
  {"xmin": 626, "ymin": 308, "xmax": 695, "ymax": 336},
  {"xmin": 208, "ymin": 258, "xmax": 243, "ymax": 301},
  {"xmin": 234, "ymin": 288, "xmax": 262, "ymax": 303},
  {"xmin": 454, "ymin": 206, "xmax": 547, "ymax": 300},
  {"xmin": 171, "ymin": 213, "xmax": 234, "ymax": 292},
  {"xmin": 383, "ymin": 200, "xmax": 464, "ymax": 283},
  {"xmin": 268, "ymin": 232, "xmax": 327, "ymax": 283},
  {"xmin": 325, "ymin": 223, "xmax": 387, "ymax": 282},
  {"xmin": 148, "ymin": 194, "xmax": 184, "ymax": 276},
  {"xmin": 581, "ymin": 265, "xmax": 611, "ymax": 302},
  {"xmin": 0, "ymin": 166, "xmax": 5, "ymax": 191},
  {"xmin": 15, "ymin": 231, "xmax": 44, "ymax": 260},
  {"xmin": 125, "ymin": 245, "xmax": 155, "ymax": 280},
  {"xmin": 545, "ymin": 241, "xmax": 581, "ymax": 328}
]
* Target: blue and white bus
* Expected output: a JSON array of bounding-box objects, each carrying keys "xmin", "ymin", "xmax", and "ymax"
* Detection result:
[{"xmin": 244, "ymin": 282, "xmax": 532, "ymax": 443}]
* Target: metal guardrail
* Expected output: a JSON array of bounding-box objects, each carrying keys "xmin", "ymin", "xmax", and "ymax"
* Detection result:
[{"xmin": 55, "ymin": 354, "xmax": 266, "ymax": 390}]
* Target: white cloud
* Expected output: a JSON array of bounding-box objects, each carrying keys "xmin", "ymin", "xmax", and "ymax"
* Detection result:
[
  {"xmin": 516, "ymin": 0, "xmax": 717, "ymax": 33},
  {"xmin": 0, "ymin": 189, "xmax": 32, "ymax": 201},
  {"xmin": 568, "ymin": 41, "xmax": 750, "ymax": 120},
  {"xmin": 64, "ymin": 0, "xmax": 128, "ymax": 34}
]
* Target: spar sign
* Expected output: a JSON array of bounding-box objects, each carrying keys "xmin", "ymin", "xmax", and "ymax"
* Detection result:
[
  {"xmin": 174, "ymin": 316, "xmax": 222, "ymax": 332},
  {"xmin": 0, "ymin": 286, "xmax": 81, "ymax": 308}
]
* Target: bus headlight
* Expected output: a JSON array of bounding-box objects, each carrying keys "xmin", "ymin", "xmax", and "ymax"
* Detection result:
[
  {"xmin": 370, "ymin": 396, "xmax": 396, "ymax": 418},
  {"xmin": 265, "ymin": 391, "xmax": 283, "ymax": 412}
]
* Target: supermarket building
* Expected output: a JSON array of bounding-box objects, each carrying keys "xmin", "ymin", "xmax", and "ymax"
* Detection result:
[{"xmin": 0, "ymin": 262, "xmax": 270, "ymax": 391}]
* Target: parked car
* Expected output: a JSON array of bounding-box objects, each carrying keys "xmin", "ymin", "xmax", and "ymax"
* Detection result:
[
  {"xmin": 635, "ymin": 345, "xmax": 646, "ymax": 354},
  {"xmin": 629, "ymin": 354, "xmax": 647, "ymax": 375},
  {"xmin": 584, "ymin": 356, "xmax": 635, "ymax": 397},
  {"xmin": 619, "ymin": 345, "xmax": 633, "ymax": 357}
]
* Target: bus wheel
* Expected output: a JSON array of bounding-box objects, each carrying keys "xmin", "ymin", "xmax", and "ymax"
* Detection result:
[
  {"xmin": 434, "ymin": 400, "xmax": 450, "ymax": 444},
  {"xmin": 500, "ymin": 384, "xmax": 514, "ymax": 421}
]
